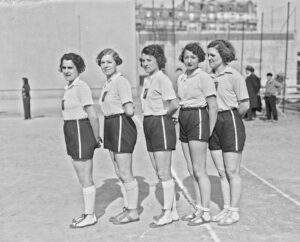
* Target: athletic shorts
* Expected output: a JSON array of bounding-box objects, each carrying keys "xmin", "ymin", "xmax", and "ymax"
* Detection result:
[
  {"xmin": 179, "ymin": 107, "xmax": 209, "ymax": 143},
  {"xmin": 104, "ymin": 113, "xmax": 137, "ymax": 153},
  {"xmin": 143, "ymin": 115, "xmax": 176, "ymax": 152},
  {"xmin": 209, "ymin": 109, "xmax": 246, "ymax": 152},
  {"xmin": 63, "ymin": 118, "xmax": 97, "ymax": 160}
]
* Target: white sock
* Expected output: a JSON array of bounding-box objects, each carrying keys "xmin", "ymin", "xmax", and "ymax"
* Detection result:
[
  {"xmin": 119, "ymin": 180, "xmax": 129, "ymax": 208},
  {"xmin": 229, "ymin": 207, "xmax": 239, "ymax": 212},
  {"xmin": 224, "ymin": 204, "xmax": 230, "ymax": 209},
  {"xmin": 83, "ymin": 185, "xmax": 96, "ymax": 215},
  {"xmin": 162, "ymin": 179, "xmax": 175, "ymax": 210},
  {"xmin": 124, "ymin": 179, "xmax": 138, "ymax": 210}
]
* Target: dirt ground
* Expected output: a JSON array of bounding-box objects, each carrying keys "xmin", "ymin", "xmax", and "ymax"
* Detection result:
[{"xmin": 1, "ymin": 98, "xmax": 300, "ymax": 242}]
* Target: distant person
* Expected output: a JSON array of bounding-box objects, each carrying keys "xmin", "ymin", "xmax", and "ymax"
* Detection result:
[
  {"xmin": 22, "ymin": 77, "xmax": 31, "ymax": 119},
  {"xmin": 264, "ymin": 73, "xmax": 283, "ymax": 122},
  {"xmin": 207, "ymin": 40, "xmax": 249, "ymax": 226},
  {"xmin": 177, "ymin": 43, "xmax": 218, "ymax": 226},
  {"xmin": 245, "ymin": 65, "xmax": 261, "ymax": 120},
  {"xmin": 140, "ymin": 44, "xmax": 179, "ymax": 228},
  {"xmin": 96, "ymin": 48, "xmax": 139, "ymax": 225},
  {"xmin": 60, "ymin": 53, "xmax": 101, "ymax": 228}
]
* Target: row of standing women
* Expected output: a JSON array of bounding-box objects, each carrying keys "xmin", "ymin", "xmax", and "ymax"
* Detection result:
[{"xmin": 60, "ymin": 39, "xmax": 249, "ymax": 229}]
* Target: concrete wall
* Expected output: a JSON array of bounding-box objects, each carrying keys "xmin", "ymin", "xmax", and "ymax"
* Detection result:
[
  {"xmin": 137, "ymin": 31, "xmax": 297, "ymax": 91},
  {"xmin": 0, "ymin": 0, "xmax": 137, "ymax": 97}
]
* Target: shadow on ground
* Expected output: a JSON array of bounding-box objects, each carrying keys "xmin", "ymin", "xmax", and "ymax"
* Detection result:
[{"xmin": 95, "ymin": 176, "xmax": 149, "ymax": 219}]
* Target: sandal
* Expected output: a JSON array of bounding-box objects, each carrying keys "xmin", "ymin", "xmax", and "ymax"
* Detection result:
[
  {"xmin": 72, "ymin": 214, "xmax": 86, "ymax": 223},
  {"xmin": 112, "ymin": 210, "xmax": 140, "ymax": 225},
  {"xmin": 70, "ymin": 214, "xmax": 97, "ymax": 229},
  {"xmin": 153, "ymin": 209, "xmax": 179, "ymax": 222},
  {"xmin": 149, "ymin": 210, "xmax": 173, "ymax": 228},
  {"xmin": 181, "ymin": 208, "xmax": 202, "ymax": 221},
  {"xmin": 211, "ymin": 208, "xmax": 229, "ymax": 222},
  {"xmin": 109, "ymin": 207, "xmax": 128, "ymax": 222},
  {"xmin": 187, "ymin": 211, "xmax": 211, "ymax": 226},
  {"xmin": 218, "ymin": 210, "xmax": 239, "ymax": 226}
]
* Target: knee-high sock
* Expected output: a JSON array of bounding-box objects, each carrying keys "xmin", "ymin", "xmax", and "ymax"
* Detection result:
[
  {"xmin": 119, "ymin": 180, "xmax": 128, "ymax": 208},
  {"xmin": 162, "ymin": 179, "xmax": 175, "ymax": 210},
  {"xmin": 124, "ymin": 179, "xmax": 138, "ymax": 210},
  {"xmin": 83, "ymin": 185, "xmax": 96, "ymax": 215}
]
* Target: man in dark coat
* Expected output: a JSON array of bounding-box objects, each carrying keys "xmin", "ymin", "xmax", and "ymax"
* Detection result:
[{"xmin": 245, "ymin": 65, "xmax": 261, "ymax": 120}]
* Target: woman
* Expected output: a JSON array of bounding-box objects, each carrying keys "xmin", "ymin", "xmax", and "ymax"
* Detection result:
[
  {"xmin": 22, "ymin": 77, "xmax": 31, "ymax": 119},
  {"xmin": 177, "ymin": 43, "xmax": 218, "ymax": 226},
  {"xmin": 140, "ymin": 44, "xmax": 179, "ymax": 228},
  {"xmin": 207, "ymin": 40, "xmax": 249, "ymax": 226},
  {"xmin": 96, "ymin": 48, "xmax": 139, "ymax": 225},
  {"xmin": 60, "ymin": 53, "xmax": 101, "ymax": 228}
]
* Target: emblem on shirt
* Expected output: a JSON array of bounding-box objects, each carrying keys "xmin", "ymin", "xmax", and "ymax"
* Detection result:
[
  {"xmin": 101, "ymin": 91, "xmax": 108, "ymax": 102},
  {"xmin": 214, "ymin": 81, "xmax": 219, "ymax": 90},
  {"xmin": 61, "ymin": 99, "xmax": 65, "ymax": 111},
  {"xmin": 143, "ymin": 88, "xmax": 148, "ymax": 99}
]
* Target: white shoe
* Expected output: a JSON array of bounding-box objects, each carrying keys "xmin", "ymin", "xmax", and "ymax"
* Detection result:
[
  {"xmin": 150, "ymin": 210, "xmax": 173, "ymax": 228},
  {"xmin": 70, "ymin": 214, "xmax": 97, "ymax": 228},
  {"xmin": 212, "ymin": 208, "xmax": 229, "ymax": 222}
]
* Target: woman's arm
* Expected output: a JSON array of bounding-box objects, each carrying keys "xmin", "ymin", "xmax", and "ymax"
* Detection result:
[
  {"xmin": 164, "ymin": 98, "xmax": 179, "ymax": 117},
  {"xmin": 123, "ymin": 102, "xmax": 135, "ymax": 117},
  {"xmin": 84, "ymin": 105, "xmax": 100, "ymax": 140},
  {"xmin": 238, "ymin": 99, "xmax": 250, "ymax": 116},
  {"xmin": 206, "ymin": 95, "xmax": 218, "ymax": 136}
]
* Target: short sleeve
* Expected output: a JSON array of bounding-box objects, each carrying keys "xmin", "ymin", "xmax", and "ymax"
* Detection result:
[
  {"xmin": 77, "ymin": 81, "xmax": 94, "ymax": 106},
  {"xmin": 198, "ymin": 72, "xmax": 216, "ymax": 98},
  {"xmin": 160, "ymin": 75, "xmax": 176, "ymax": 101},
  {"xmin": 233, "ymin": 73, "xmax": 249, "ymax": 101},
  {"xmin": 116, "ymin": 76, "xmax": 133, "ymax": 104}
]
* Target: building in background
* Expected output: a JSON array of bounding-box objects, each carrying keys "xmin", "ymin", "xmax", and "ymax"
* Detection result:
[{"xmin": 136, "ymin": 0, "xmax": 258, "ymax": 32}]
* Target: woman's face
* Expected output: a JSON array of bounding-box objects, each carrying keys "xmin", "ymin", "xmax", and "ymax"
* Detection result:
[
  {"xmin": 100, "ymin": 54, "xmax": 117, "ymax": 78},
  {"xmin": 207, "ymin": 47, "xmax": 223, "ymax": 71},
  {"xmin": 140, "ymin": 53, "xmax": 159, "ymax": 75},
  {"xmin": 183, "ymin": 50, "xmax": 199, "ymax": 72},
  {"xmin": 61, "ymin": 60, "xmax": 79, "ymax": 83}
]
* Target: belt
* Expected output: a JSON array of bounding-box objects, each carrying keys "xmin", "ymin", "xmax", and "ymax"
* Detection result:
[
  {"xmin": 180, "ymin": 106, "xmax": 207, "ymax": 111},
  {"xmin": 64, "ymin": 118, "xmax": 88, "ymax": 123},
  {"xmin": 105, "ymin": 113, "xmax": 124, "ymax": 119},
  {"xmin": 218, "ymin": 108, "xmax": 237, "ymax": 113}
]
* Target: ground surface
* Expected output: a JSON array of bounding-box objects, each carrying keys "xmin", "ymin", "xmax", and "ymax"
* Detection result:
[{"xmin": 1, "ymin": 98, "xmax": 300, "ymax": 242}]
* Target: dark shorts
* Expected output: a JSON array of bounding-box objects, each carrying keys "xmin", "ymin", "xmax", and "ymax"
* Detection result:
[
  {"xmin": 143, "ymin": 115, "xmax": 176, "ymax": 152},
  {"xmin": 104, "ymin": 113, "xmax": 137, "ymax": 153},
  {"xmin": 209, "ymin": 109, "xmax": 246, "ymax": 152},
  {"xmin": 179, "ymin": 107, "xmax": 210, "ymax": 143},
  {"xmin": 63, "ymin": 118, "xmax": 97, "ymax": 160}
]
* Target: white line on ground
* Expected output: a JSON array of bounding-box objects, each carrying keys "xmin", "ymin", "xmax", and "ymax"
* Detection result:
[
  {"xmin": 242, "ymin": 165, "xmax": 300, "ymax": 207},
  {"xmin": 134, "ymin": 115, "xmax": 220, "ymax": 242}
]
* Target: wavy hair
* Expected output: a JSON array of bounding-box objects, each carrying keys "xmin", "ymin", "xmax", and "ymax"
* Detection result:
[
  {"xmin": 179, "ymin": 42, "xmax": 206, "ymax": 63},
  {"xmin": 140, "ymin": 44, "xmax": 166, "ymax": 70},
  {"xmin": 207, "ymin": 39, "xmax": 236, "ymax": 64},
  {"xmin": 59, "ymin": 53, "xmax": 86, "ymax": 73},
  {"xmin": 96, "ymin": 48, "xmax": 123, "ymax": 66}
]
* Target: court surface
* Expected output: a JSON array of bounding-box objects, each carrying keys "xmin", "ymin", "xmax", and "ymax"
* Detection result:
[{"xmin": 1, "ymin": 98, "xmax": 299, "ymax": 242}]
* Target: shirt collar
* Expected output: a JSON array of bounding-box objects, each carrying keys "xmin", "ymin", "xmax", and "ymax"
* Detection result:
[
  {"xmin": 184, "ymin": 67, "xmax": 201, "ymax": 79},
  {"xmin": 107, "ymin": 72, "xmax": 121, "ymax": 83},
  {"xmin": 210, "ymin": 65, "xmax": 233, "ymax": 78},
  {"xmin": 64, "ymin": 77, "xmax": 80, "ymax": 90}
]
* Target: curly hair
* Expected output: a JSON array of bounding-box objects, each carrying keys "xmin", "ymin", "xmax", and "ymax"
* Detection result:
[
  {"xmin": 207, "ymin": 39, "xmax": 236, "ymax": 64},
  {"xmin": 96, "ymin": 48, "xmax": 123, "ymax": 66},
  {"xmin": 59, "ymin": 53, "xmax": 86, "ymax": 73},
  {"xmin": 179, "ymin": 42, "xmax": 206, "ymax": 63},
  {"xmin": 140, "ymin": 44, "xmax": 166, "ymax": 70}
]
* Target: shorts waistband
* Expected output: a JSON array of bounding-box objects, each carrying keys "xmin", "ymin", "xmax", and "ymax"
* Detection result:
[
  {"xmin": 105, "ymin": 113, "xmax": 124, "ymax": 119},
  {"xmin": 64, "ymin": 118, "xmax": 88, "ymax": 123},
  {"xmin": 218, "ymin": 108, "xmax": 237, "ymax": 113},
  {"xmin": 144, "ymin": 114, "xmax": 168, "ymax": 118},
  {"xmin": 180, "ymin": 106, "xmax": 207, "ymax": 111}
]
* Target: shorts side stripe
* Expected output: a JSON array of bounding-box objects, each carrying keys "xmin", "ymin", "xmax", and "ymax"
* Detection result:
[
  {"xmin": 198, "ymin": 109, "xmax": 202, "ymax": 140},
  {"xmin": 161, "ymin": 116, "xmax": 167, "ymax": 150},
  {"xmin": 76, "ymin": 120, "xmax": 82, "ymax": 159},
  {"xmin": 118, "ymin": 115, "xmax": 122, "ymax": 152},
  {"xmin": 230, "ymin": 110, "xmax": 238, "ymax": 151}
]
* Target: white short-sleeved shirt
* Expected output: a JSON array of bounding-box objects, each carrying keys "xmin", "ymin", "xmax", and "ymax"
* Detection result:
[
  {"xmin": 141, "ymin": 70, "xmax": 176, "ymax": 116},
  {"xmin": 177, "ymin": 68, "xmax": 216, "ymax": 108},
  {"xmin": 99, "ymin": 72, "xmax": 133, "ymax": 116},
  {"xmin": 211, "ymin": 66, "xmax": 249, "ymax": 111},
  {"xmin": 62, "ymin": 77, "xmax": 94, "ymax": 120}
]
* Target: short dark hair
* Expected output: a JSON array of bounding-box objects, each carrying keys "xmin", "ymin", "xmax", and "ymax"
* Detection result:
[
  {"xmin": 266, "ymin": 72, "xmax": 273, "ymax": 77},
  {"xmin": 207, "ymin": 39, "xmax": 236, "ymax": 64},
  {"xmin": 179, "ymin": 42, "xmax": 205, "ymax": 63},
  {"xmin": 96, "ymin": 48, "xmax": 123, "ymax": 66},
  {"xmin": 22, "ymin": 77, "xmax": 28, "ymax": 84},
  {"xmin": 246, "ymin": 65, "xmax": 254, "ymax": 72},
  {"xmin": 59, "ymin": 53, "xmax": 86, "ymax": 73},
  {"xmin": 140, "ymin": 44, "xmax": 166, "ymax": 70}
]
